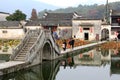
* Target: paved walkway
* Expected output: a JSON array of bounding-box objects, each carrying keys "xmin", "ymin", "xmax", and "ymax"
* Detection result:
[
  {"xmin": 0, "ymin": 61, "xmax": 25, "ymax": 70},
  {"xmin": 60, "ymin": 41, "xmax": 106, "ymax": 54}
]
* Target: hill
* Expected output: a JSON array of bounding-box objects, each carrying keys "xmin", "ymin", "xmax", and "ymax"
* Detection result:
[{"xmin": 38, "ymin": 1, "xmax": 120, "ymax": 19}]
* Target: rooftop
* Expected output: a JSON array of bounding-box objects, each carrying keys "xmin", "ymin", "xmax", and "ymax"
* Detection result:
[{"xmin": 0, "ymin": 21, "xmax": 20, "ymax": 28}]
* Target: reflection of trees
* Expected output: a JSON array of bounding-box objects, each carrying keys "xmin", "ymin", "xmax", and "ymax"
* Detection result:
[
  {"xmin": 111, "ymin": 60, "xmax": 120, "ymax": 75},
  {"xmin": 101, "ymin": 49, "xmax": 109, "ymax": 57},
  {"xmin": 0, "ymin": 60, "xmax": 61, "ymax": 80}
]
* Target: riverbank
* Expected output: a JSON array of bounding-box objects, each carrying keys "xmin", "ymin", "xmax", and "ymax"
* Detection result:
[{"xmin": 100, "ymin": 41, "xmax": 120, "ymax": 50}]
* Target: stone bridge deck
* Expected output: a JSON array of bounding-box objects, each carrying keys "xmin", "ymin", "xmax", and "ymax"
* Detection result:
[
  {"xmin": 60, "ymin": 41, "xmax": 106, "ymax": 54},
  {"xmin": 0, "ymin": 61, "xmax": 27, "ymax": 75}
]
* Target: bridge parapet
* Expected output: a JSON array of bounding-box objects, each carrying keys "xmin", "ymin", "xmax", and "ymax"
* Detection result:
[
  {"xmin": 26, "ymin": 29, "xmax": 44, "ymax": 63},
  {"xmin": 10, "ymin": 29, "xmax": 41, "ymax": 60},
  {"xmin": 10, "ymin": 30, "xmax": 30, "ymax": 60},
  {"xmin": 10, "ymin": 29, "xmax": 60, "ymax": 65}
]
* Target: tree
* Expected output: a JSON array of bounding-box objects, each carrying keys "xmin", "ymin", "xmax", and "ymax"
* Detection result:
[
  {"xmin": 6, "ymin": 10, "xmax": 26, "ymax": 21},
  {"xmin": 30, "ymin": 8, "xmax": 38, "ymax": 20}
]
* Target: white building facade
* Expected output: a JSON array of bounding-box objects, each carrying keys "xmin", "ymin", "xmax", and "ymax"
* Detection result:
[
  {"xmin": 0, "ymin": 12, "xmax": 10, "ymax": 21},
  {"xmin": 72, "ymin": 19, "xmax": 102, "ymax": 41}
]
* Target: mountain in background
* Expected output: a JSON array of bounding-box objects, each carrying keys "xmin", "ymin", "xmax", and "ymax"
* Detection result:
[
  {"xmin": 38, "ymin": 1, "xmax": 120, "ymax": 19},
  {"xmin": 0, "ymin": 0, "xmax": 58, "ymax": 19}
]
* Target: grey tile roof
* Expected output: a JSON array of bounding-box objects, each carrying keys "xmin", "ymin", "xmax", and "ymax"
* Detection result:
[
  {"xmin": 42, "ymin": 12, "xmax": 74, "ymax": 20},
  {"xmin": 73, "ymin": 17, "xmax": 101, "ymax": 20},
  {"xmin": 0, "ymin": 12, "xmax": 10, "ymax": 14},
  {"xmin": 79, "ymin": 23, "xmax": 94, "ymax": 26},
  {"xmin": 40, "ymin": 20, "xmax": 58, "ymax": 26},
  {"xmin": 111, "ymin": 27, "xmax": 120, "ymax": 31},
  {"xmin": 0, "ymin": 21, "xmax": 20, "ymax": 28},
  {"xmin": 26, "ymin": 20, "xmax": 72, "ymax": 27},
  {"xmin": 26, "ymin": 12, "xmax": 75, "ymax": 27},
  {"xmin": 112, "ymin": 10, "xmax": 120, "ymax": 16},
  {"xmin": 25, "ymin": 21, "xmax": 40, "ymax": 26}
]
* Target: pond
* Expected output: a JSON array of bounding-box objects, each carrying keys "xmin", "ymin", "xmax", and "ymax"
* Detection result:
[{"xmin": 0, "ymin": 48, "xmax": 120, "ymax": 80}]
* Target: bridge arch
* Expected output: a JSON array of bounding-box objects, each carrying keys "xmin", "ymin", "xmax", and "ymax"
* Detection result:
[
  {"xmin": 42, "ymin": 39, "xmax": 53, "ymax": 60},
  {"xmin": 101, "ymin": 25, "xmax": 111, "ymax": 40},
  {"xmin": 101, "ymin": 28, "xmax": 109, "ymax": 40}
]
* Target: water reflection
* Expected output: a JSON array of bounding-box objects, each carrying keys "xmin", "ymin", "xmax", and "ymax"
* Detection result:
[{"xmin": 0, "ymin": 48, "xmax": 120, "ymax": 80}]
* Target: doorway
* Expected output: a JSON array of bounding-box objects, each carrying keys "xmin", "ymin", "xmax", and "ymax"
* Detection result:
[{"xmin": 84, "ymin": 33, "xmax": 89, "ymax": 40}]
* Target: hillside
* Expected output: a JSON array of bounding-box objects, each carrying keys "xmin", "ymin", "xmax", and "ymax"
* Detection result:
[{"xmin": 38, "ymin": 1, "xmax": 120, "ymax": 19}]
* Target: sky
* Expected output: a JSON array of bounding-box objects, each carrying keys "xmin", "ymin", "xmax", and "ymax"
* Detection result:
[
  {"xmin": 0, "ymin": 0, "xmax": 120, "ymax": 18},
  {"xmin": 35, "ymin": 0, "xmax": 120, "ymax": 8}
]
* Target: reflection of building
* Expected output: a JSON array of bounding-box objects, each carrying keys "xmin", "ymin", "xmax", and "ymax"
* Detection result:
[
  {"xmin": 74, "ymin": 49, "xmax": 102, "ymax": 66},
  {"xmin": 111, "ymin": 60, "xmax": 120, "ymax": 75},
  {"xmin": 73, "ymin": 48, "xmax": 111, "ymax": 66},
  {"xmin": 111, "ymin": 49, "xmax": 120, "ymax": 60},
  {"xmin": 110, "ymin": 10, "xmax": 120, "ymax": 39}
]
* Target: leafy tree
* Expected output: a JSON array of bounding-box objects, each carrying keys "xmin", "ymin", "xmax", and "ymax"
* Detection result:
[{"xmin": 6, "ymin": 10, "xmax": 26, "ymax": 21}]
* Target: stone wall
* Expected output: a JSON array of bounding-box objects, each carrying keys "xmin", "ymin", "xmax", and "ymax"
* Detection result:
[{"xmin": 0, "ymin": 29, "xmax": 25, "ymax": 39}]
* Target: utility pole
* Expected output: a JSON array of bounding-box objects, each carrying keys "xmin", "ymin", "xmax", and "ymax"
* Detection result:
[{"xmin": 105, "ymin": 0, "xmax": 109, "ymax": 24}]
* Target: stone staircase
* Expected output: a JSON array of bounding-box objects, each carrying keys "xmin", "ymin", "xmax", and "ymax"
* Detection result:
[{"xmin": 14, "ymin": 33, "xmax": 38, "ymax": 61}]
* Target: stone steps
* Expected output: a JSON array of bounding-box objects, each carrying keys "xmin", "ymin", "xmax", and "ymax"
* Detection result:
[{"xmin": 14, "ymin": 33, "xmax": 38, "ymax": 61}]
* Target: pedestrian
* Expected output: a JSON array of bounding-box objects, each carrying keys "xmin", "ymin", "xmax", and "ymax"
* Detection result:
[
  {"xmin": 69, "ymin": 38, "xmax": 75, "ymax": 49},
  {"xmin": 62, "ymin": 40, "xmax": 67, "ymax": 51}
]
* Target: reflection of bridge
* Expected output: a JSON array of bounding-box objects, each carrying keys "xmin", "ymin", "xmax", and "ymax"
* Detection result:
[{"xmin": 0, "ymin": 60, "xmax": 61, "ymax": 80}]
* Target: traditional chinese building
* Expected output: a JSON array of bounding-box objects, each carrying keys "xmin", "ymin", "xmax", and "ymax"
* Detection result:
[
  {"xmin": 0, "ymin": 12, "xmax": 10, "ymax": 21},
  {"xmin": 110, "ymin": 10, "xmax": 120, "ymax": 39},
  {"xmin": 0, "ymin": 21, "xmax": 24, "ymax": 39},
  {"xmin": 26, "ymin": 12, "xmax": 79, "ymax": 39},
  {"xmin": 72, "ymin": 17, "xmax": 103, "ymax": 41}
]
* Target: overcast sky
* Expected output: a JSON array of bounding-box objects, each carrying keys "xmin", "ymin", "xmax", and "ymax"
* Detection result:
[
  {"xmin": 35, "ymin": 0, "xmax": 120, "ymax": 8},
  {"xmin": 0, "ymin": 0, "xmax": 120, "ymax": 18}
]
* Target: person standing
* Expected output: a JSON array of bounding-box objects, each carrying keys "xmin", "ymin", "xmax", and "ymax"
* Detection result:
[
  {"xmin": 69, "ymin": 38, "xmax": 75, "ymax": 49},
  {"xmin": 62, "ymin": 40, "xmax": 67, "ymax": 51}
]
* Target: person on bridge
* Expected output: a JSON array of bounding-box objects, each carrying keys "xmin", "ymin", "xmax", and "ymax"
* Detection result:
[
  {"xmin": 69, "ymin": 38, "xmax": 75, "ymax": 49},
  {"xmin": 62, "ymin": 40, "xmax": 67, "ymax": 51}
]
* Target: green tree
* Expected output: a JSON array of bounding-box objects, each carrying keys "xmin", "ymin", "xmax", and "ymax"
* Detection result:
[{"xmin": 6, "ymin": 10, "xmax": 26, "ymax": 21}]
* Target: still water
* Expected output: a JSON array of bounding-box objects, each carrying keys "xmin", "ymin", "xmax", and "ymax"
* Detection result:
[{"xmin": 0, "ymin": 48, "xmax": 120, "ymax": 80}]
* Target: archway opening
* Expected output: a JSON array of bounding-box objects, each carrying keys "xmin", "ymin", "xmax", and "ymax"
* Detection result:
[
  {"xmin": 42, "ymin": 42, "xmax": 52, "ymax": 60},
  {"xmin": 117, "ymin": 32, "xmax": 120, "ymax": 39},
  {"xmin": 101, "ymin": 29, "xmax": 109, "ymax": 40}
]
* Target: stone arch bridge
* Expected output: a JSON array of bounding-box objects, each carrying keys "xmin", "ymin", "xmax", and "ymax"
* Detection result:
[{"xmin": 10, "ymin": 29, "xmax": 60, "ymax": 66}]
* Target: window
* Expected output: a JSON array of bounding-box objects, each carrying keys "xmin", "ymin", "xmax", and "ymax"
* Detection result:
[
  {"xmin": 2, "ymin": 30, "xmax": 7, "ymax": 33},
  {"xmin": 83, "ymin": 28, "xmax": 89, "ymax": 30}
]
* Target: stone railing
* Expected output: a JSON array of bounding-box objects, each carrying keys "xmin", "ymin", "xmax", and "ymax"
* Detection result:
[
  {"xmin": 50, "ymin": 34, "xmax": 60, "ymax": 54},
  {"xmin": 26, "ymin": 29, "xmax": 45, "ymax": 63},
  {"xmin": 44, "ymin": 29, "xmax": 60, "ymax": 54},
  {"xmin": 10, "ymin": 29, "xmax": 40, "ymax": 60},
  {"xmin": 10, "ymin": 30, "xmax": 31, "ymax": 60}
]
